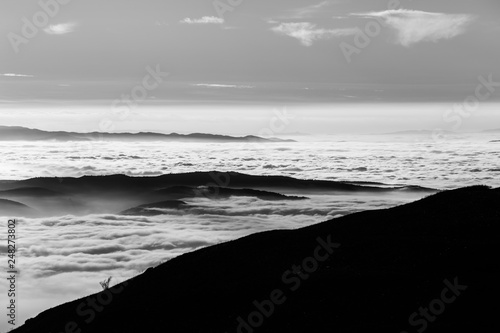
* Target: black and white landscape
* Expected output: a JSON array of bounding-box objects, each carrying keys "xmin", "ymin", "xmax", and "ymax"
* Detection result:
[{"xmin": 1, "ymin": 0, "xmax": 500, "ymax": 332}]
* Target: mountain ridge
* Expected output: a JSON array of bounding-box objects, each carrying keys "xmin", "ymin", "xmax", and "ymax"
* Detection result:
[{"xmin": 0, "ymin": 126, "xmax": 295, "ymax": 143}]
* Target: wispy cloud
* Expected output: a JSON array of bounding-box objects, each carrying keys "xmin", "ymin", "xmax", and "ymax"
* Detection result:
[
  {"xmin": 353, "ymin": 9, "xmax": 474, "ymax": 47},
  {"xmin": 0, "ymin": 73, "xmax": 34, "ymax": 78},
  {"xmin": 43, "ymin": 22, "xmax": 78, "ymax": 35},
  {"xmin": 271, "ymin": 22, "xmax": 358, "ymax": 47},
  {"xmin": 287, "ymin": 1, "xmax": 332, "ymax": 19},
  {"xmin": 180, "ymin": 16, "xmax": 224, "ymax": 25},
  {"xmin": 194, "ymin": 83, "xmax": 255, "ymax": 89},
  {"xmin": 155, "ymin": 20, "xmax": 169, "ymax": 27},
  {"xmin": 268, "ymin": 1, "xmax": 341, "ymax": 21}
]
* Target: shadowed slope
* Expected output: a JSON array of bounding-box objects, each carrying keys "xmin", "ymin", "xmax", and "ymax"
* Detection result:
[
  {"xmin": 0, "ymin": 198, "xmax": 38, "ymax": 217},
  {"xmin": 0, "ymin": 187, "xmax": 63, "ymax": 197},
  {"xmin": 12, "ymin": 186, "xmax": 500, "ymax": 332}
]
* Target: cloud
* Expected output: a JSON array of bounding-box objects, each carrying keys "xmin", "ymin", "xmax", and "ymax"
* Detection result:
[
  {"xmin": 0, "ymin": 73, "xmax": 34, "ymax": 78},
  {"xmin": 43, "ymin": 22, "xmax": 78, "ymax": 35},
  {"xmin": 180, "ymin": 16, "xmax": 224, "ymax": 25},
  {"xmin": 194, "ymin": 83, "xmax": 255, "ymax": 89},
  {"xmin": 271, "ymin": 22, "xmax": 358, "ymax": 46},
  {"xmin": 274, "ymin": 1, "xmax": 346, "ymax": 20},
  {"xmin": 353, "ymin": 9, "xmax": 474, "ymax": 47},
  {"xmin": 287, "ymin": 1, "xmax": 331, "ymax": 19},
  {"xmin": 155, "ymin": 20, "xmax": 169, "ymax": 27}
]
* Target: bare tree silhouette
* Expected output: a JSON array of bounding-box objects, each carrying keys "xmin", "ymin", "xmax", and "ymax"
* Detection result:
[{"xmin": 99, "ymin": 276, "xmax": 112, "ymax": 290}]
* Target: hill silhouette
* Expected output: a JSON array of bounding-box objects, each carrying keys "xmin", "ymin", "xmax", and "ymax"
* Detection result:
[
  {"xmin": 3, "ymin": 172, "xmax": 436, "ymax": 194},
  {"xmin": 11, "ymin": 185, "xmax": 499, "ymax": 332},
  {"xmin": 0, "ymin": 172, "xmax": 435, "ymax": 217}
]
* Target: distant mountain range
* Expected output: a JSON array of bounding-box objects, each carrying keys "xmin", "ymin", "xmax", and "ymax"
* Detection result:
[
  {"xmin": 381, "ymin": 129, "xmax": 500, "ymax": 136},
  {"xmin": 0, "ymin": 126, "xmax": 295, "ymax": 143}
]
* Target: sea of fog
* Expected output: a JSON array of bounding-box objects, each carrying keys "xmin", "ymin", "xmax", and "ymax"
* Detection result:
[
  {"xmin": 1, "ymin": 133, "xmax": 499, "ymax": 188},
  {"xmin": 0, "ymin": 133, "xmax": 499, "ymax": 331}
]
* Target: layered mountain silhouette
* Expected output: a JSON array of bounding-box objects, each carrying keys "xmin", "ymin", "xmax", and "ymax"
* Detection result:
[
  {"xmin": 11, "ymin": 185, "xmax": 500, "ymax": 332},
  {"xmin": 0, "ymin": 126, "xmax": 294, "ymax": 143},
  {"xmin": 1, "ymin": 172, "xmax": 435, "ymax": 194},
  {"xmin": 0, "ymin": 172, "xmax": 436, "ymax": 217},
  {"xmin": 120, "ymin": 187, "xmax": 309, "ymax": 216},
  {"xmin": 151, "ymin": 186, "xmax": 309, "ymax": 201}
]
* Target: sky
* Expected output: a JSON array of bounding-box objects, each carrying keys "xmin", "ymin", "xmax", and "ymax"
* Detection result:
[{"xmin": 0, "ymin": 0, "xmax": 499, "ymax": 133}]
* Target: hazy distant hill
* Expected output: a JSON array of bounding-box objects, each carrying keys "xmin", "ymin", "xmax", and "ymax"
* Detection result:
[
  {"xmin": 11, "ymin": 185, "xmax": 500, "ymax": 332},
  {"xmin": 0, "ymin": 126, "xmax": 295, "ymax": 143},
  {"xmin": 380, "ymin": 129, "xmax": 454, "ymax": 135},
  {"xmin": 483, "ymin": 128, "xmax": 500, "ymax": 133}
]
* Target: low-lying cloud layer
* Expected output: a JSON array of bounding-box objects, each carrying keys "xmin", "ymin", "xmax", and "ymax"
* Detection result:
[{"xmin": 1, "ymin": 138, "xmax": 499, "ymax": 189}]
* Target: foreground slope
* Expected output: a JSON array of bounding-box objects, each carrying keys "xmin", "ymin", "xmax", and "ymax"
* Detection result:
[{"xmin": 13, "ymin": 186, "xmax": 500, "ymax": 332}]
